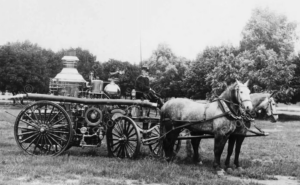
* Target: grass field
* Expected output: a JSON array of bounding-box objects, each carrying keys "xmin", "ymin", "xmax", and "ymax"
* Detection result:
[{"xmin": 1, "ymin": 106, "xmax": 300, "ymax": 185}]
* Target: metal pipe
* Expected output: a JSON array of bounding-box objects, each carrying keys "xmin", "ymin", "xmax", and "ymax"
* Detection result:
[
  {"xmin": 232, "ymin": 133, "xmax": 269, "ymax": 137},
  {"xmin": 9, "ymin": 93, "xmax": 158, "ymax": 108},
  {"xmin": 177, "ymin": 135, "xmax": 214, "ymax": 140},
  {"xmin": 176, "ymin": 133, "xmax": 269, "ymax": 140}
]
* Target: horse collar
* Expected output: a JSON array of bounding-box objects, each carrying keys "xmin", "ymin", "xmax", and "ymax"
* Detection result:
[{"xmin": 218, "ymin": 99, "xmax": 242, "ymax": 120}]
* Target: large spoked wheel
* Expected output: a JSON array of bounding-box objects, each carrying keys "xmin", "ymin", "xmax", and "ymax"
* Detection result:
[
  {"xmin": 106, "ymin": 116, "xmax": 141, "ymax": 159},
  {"xmin": 14, "ymin": 101, "xmax": 73, "ymax": 156},
  {"xmin": 148, "ymin": 125, "xmax": 181, "ymax": 157}
]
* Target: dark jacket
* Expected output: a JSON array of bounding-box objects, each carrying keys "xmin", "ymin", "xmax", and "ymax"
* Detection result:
[{"xmin": 135, "ymin": 75, "xmax": 150, "ymax": 93}]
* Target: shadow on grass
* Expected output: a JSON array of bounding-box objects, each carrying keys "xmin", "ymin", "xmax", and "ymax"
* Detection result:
[
  {"xmin": 0, "ymin": 142, "xmax": 15, "ymax": 147},
  {"xmin": 64, "ymin": 146, "xmax": 109, "ymax": 158},
  {"xmin": 255, "ymin": 113, "xmax": 300, "ymax": 122},
  {"xmin": 278, "ymin": 114, "xmax": 300, "ymax": 121}
]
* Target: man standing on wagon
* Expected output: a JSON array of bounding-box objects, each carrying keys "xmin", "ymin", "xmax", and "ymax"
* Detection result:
[{"xmin": 135, "ymin": 65, "xmax": 164, "ymax": 108}]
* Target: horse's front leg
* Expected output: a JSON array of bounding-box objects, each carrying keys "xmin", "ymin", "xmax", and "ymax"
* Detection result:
[
  {"xmin": 234, "ymin": 136, "xmax": 245, "ymax": 170},
  {"xmin": 225, "ymin": 135, "xmax": 236, "ymax": 170},
  {"xmin": 213, "ymin": 134, "xmax": 229, "ymax": 175}
]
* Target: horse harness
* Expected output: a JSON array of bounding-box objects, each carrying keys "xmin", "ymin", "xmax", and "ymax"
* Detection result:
[
  {"xmin": 266, "ymin": 97, "xmax": 277, "ymax": 116},
  {"xmin": 244, "ymin": 97, "xmax": 277, "ymax": 135},
  {"xmin": 159, "ymin": 88, "xmax": 275, "ymax": 139},
  {"xmin": 235, "ymin": 97, "xmax": 276, "ymax": 136},
  {"xmin": 161, "ymin": 96, "xmax": 254, "ymax": 139}
]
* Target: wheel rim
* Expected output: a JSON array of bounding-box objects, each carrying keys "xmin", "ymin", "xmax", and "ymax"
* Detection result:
[
  {"xmin": 148, "ymin": 125, "xmax": 162, "ymax": 155},
  {"xmin": 107, "ymin": 116, "xmax": 140, "ymax": 158},
  {"xmin": 149, "ymin": 125, "xmax": 181, "ymax": 157},
  {"xmin": 14, "ymin": 101, "xmax": 72, "ymax": 156}
]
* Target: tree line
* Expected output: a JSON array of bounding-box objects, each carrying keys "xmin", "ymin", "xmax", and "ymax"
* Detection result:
[{"xmin": 0, "ymin": 8, "xmax": 299, "ymax": 103}]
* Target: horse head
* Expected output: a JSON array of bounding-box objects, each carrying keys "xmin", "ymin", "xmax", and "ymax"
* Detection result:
[
  {"xmin": 267, "ymin": 96, "xmax": 278, "ymax": 122},
  {"xmin": 254, "ymin": 92, "xmax": 278, "ymax": 122},
  {"xmin": 234, "ymin": 79, "xmax": 253, "ymax": 112},
  {"xmin": 265, "ymin": 91, "xmax": 278, "ymax": 122}
]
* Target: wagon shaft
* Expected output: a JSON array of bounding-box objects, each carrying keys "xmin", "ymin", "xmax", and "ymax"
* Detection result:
[{"xmin": 10, "ymin": 93, "xmax": 158, "ymax": 108}]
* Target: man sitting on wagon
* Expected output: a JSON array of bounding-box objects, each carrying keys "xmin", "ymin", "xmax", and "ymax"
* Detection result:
[{"xmin": 135, "ymin": 65, "xmax": 164, "ymax": 108}]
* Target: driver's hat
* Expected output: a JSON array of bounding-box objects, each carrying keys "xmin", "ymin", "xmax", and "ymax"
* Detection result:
[{"xmin": 141, "ymin": 65, "xmax": 149, "ymax": 72}]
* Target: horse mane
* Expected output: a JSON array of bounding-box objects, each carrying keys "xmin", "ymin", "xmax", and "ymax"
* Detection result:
[
  {"xmin": 250, "ymin": 93, "xmax": 270, "ymax": 108},
  {"xmin": 219, "ymin": 82, "xmax": 237, "ymax": 101}
]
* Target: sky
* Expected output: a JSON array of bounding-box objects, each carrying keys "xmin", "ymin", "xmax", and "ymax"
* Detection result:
[{"xmin": 0, "ymin": 0, "xmax": 300, "ymax": 64}]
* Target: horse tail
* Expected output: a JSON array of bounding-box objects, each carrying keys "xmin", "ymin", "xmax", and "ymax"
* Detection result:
[
  {"xmin": 159, "ymin": 113, "xmax": 166, "ymax": 158},
  {"xmin": 160, "ymin": 113, "xmax": 166, "ymax": 140}
]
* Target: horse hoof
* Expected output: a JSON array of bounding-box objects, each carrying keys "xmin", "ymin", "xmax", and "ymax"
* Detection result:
[
  {"xmin": 216, "ymin": 169, "xmax": 225, "ymax": 177},
  {"xmin": 226, "ymin": 168, "xmax": 233, "ymax": 174},
  {"xmin": 236, "ymin": 167, "xmax": 244, "ymax": 172}
]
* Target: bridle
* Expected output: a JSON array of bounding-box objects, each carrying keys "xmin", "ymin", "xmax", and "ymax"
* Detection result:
[
  {"xmin": 218, "ymin": 84, "xmax": 252, "ymax": 110},
  {"xmin": 232, "ymin": 85, "xmax": 252, "ymax": 107},
  {"xmin": 251, "ymin": 97, "xmax": 277, "ymax": 118},
  {"xmin": 265, "ymin": 97, "xmax": 277, "ymax": 117},
  {"xmin": 216, "ymin": 84, "xmax": 253, "ymax": 121}
]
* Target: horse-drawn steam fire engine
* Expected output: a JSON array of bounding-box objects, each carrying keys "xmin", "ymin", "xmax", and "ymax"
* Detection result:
[{"xmin": 11, "ymin": 52, "xmax": 170, "ymax": 158}]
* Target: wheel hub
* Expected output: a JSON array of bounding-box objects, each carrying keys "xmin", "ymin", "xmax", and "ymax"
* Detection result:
[
  {"xmin": 39, "ymin": 124, "xmax": 48, "ymax": 133},
  {"xmin": 118, "ymin": 135, "xmax": 127, "ymax": 142},
  {"xmin": 40, "ymin": 127, "xmax": 46, "ymax": 132},
  {"xmin": 91, "ymin": 112, "xmax": 97, "ymax": 119}
]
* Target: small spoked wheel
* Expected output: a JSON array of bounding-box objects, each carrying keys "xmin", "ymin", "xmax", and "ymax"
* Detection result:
[
  {"xmin": 14, "ymin": 101, "xmax": 73, "ymax": 156},
  {"xmin": 149, "ymin": 125, "xmax": 181, "ymax": 157},
  {"xmin": 106, "ymin": 116, "xmax": 141, "ymax": 159}
]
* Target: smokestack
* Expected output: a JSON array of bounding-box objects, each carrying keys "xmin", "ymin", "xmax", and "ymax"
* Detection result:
[{"xmin": 49, "ymin": 50, "xmax": 86, "ymax": 96}]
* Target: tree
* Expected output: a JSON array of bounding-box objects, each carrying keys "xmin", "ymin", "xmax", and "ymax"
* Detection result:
[
  {"xmin": 240, "ymin": 7, "xmax": 297, "ymax": 102},
  {"xmin": 290, "ymin": 53, "xmax": 300, "ymax": 103},
  {"xmin": 206, "ymin": 48, "xmax": 242, "ymax": 96},
  {"xmin": 0, "ymin": 41, "xmax": 52, "ymax": 94},
  {"xmin": 45, "ymin": 49, "xmax": 63, "ymax": 78},
  {"xmin": 142, "ymin": 44, "xmax": 189, "ymax": 98},
  {"xmin": 75, "ymin": 48, "xmax": 97, "ymax": 81},
  {"xmin": 242, "ymin": 46, "xmax": 295, "ymax": 91},
  {"xmin": 157, "ymin": 56, "xmax": 189, "ymax": 97},
  {"xmin": 184, "ymin": 45, "xmax": 240, "ymax": 99},
  {"xmin": 240, "ymin": 7, "xmax": 298, "ymax": 58}
]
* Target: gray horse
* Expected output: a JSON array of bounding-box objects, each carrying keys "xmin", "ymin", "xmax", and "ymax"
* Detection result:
[
  {"xmin": 160, "ymin": 80, "xmax": 253, "ymax": 175},
  {"xmin": 185, "ymin": 92, "xmax": 278, "ymax": 173},
  {"xmin": 225, "ymin": 92, "xmax": 278, "ymax": 171}
]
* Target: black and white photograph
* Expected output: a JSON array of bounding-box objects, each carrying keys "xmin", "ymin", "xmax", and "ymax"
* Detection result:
[{"xmin": 0, "ymin": 0, "xmax": 300, "ymax": 184}]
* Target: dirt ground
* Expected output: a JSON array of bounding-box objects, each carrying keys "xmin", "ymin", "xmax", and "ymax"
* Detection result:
[
  {"xmin": 226, "ymin": 175, "xmax": 299, "ymax": 185},
  {"xmin": 0, "ymin": 174, "xmax": 299, "ymax": 185},
  {"xmin": 0, "ymin": 175, "xmax": 168, "ymax": 185}
]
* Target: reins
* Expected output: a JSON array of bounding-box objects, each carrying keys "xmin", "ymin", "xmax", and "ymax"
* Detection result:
[
  {"xmin": 243, "ymin": 97, "xmax": 277, "ymax": 136},
  {"xmin": 234, "ymin": 97, "xmax": 276, "ymax": 136},
  {"xmin": 252, "ymin": 97, "xmax": 277, "ymax": 117},
  {"xmin": 160, "ymin": 112, "xmax": 228, "ymax": 139},
  {"xmin": 158, "ymin": 83, "xmax": 254, "ymax": 141},
  {"xmin": 160, "ymin": 100, "xmax": 252, "ymax": 141}
]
